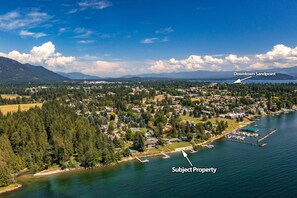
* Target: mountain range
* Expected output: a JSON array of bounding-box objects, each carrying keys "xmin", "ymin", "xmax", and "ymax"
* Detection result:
[
  {"xmin": 123, "ymin": 68, "xmax": 297, "ymax": 80},
  {"xmin": 1, "ymin": 56, "xmax": 297, "ymax": 82},
  {"xmin": 57, "ymin": 72, "xmax": 101, "ymax": 80}
]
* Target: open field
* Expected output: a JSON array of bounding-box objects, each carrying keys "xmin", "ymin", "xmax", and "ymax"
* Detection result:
[
  {"xmin": 0, "ymin": 94, "xmax": 20, "ymax": 100},
  {"xmin": 0, "ymin": 94, "xmax": 31, "ymax": 100},
  {"xmin": 0, "ymin": 103, "xmax": 43, "ymax": 115}
]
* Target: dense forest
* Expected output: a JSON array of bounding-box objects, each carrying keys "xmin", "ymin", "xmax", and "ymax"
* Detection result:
[{"xmin": 0, "ymin": 102, "xmax": 121, "ymax": 187}]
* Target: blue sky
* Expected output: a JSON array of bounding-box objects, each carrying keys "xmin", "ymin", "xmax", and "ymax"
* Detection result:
[{"xmin": 1, "ymin": 0, "xmax": 297, "ymax": 77}]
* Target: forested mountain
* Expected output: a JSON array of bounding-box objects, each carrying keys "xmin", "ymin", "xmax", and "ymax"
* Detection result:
[{"xmin": 0, "ymin": 57, "xmax": 68, "ymax": 82}]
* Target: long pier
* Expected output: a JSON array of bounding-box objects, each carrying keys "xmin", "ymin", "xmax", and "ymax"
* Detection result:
[
  {"xmin": 257, "ymin": 129, "xmax": 277, "ymax": 143},
  {"xmin": 135, "ymin": 157, "xmax": 149, "ymax": 163},
  {"xmin": 227, "ymin": 139, "xmax": 259, "ymax": 146}
]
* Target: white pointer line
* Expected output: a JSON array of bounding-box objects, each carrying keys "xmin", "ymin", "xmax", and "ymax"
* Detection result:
[{"xmin": 182, "ymin": 150, "xmax": 193, "ymax": 167}]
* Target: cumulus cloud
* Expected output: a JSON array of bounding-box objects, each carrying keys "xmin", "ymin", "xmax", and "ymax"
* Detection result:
[
  {"xmin": 149, "ymin": 44, "xmax": 297, "ymax": 73},
  {"xmin": 19, "ymin": 30, "xmax": 47, "ymax": 38},
  {"xmin": 255, "ymin": 44, "xmax": 297, "ymax": 68},
  {"xmin": 225, "ymin": 54, "xmax": 250, "ymax": 64},
  {"xmin": 149, "ymin": 55, "xmax": 225, "ymax": 72},
  {"xmin": 0, "ymin": 11, "xmax": 51, "ymax": 31},
  {"xmin": 0, "ymin": 42, "xmax": 75, "ymax": 69},
  {"xmin": 2, "ymin": 42, "xmax": 297, "ymax": 77}
]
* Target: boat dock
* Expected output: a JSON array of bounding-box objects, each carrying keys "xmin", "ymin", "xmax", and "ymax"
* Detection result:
[
  {"xmin": 135, "ymin": 157, "xmax": 149, "ymax": 163},
  {"xmin": 203, "ymin": 144, "xmax": 214, "ymax": 149},
  {"xmin": 161, "ymin": 152, "xmax": 170, "ymax": 159},
  {"xmin": 257, "ymin": 129, "xmax": 277, "ymax": 143},
  {"xmin": 190, "ymin": 149, "xmax": 197, "ymax": 153},
  {"xmin": 227, "ymin": 139, "xmax": 259, "ymax": 146}
]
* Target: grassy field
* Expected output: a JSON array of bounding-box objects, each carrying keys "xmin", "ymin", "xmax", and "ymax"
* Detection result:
[
  {"xmin": 0, "ymin": 94, "xmax": 20, "ymax": 100},
  {"xmin": 134, "ymin": 142, "xmax": 191, "ymax": 156},
  {"xmin": 0, "ymin": 103, "xmax": 43, "ymax": 115},
  {"xmin": 181, "ymin": 115, "xmax": 251, "ymax": 135},
  {"xmin": 0, "ymin": 94, "xmax": 31, "ymax": 100}
]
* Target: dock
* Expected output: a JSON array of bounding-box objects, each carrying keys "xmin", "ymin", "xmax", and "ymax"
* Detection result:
[
  {"xmin": 203, "ymin": 144, "xmax": 214, "ymax": 149},
  {"xmin": 190, "ymin": 149, "xmax": 197, "ymax": 153},
  {"xmin": 227, "ymin": 139, "xmax": 259, "ymax": 146},
  {"xmin": 135, "ymin": 157, "xmax": 149, "ymax": 163},
  {"xmin": 257, "ymin": 129, "xmax": 277, "ymax": 143},
  {"xmin": 161, "ymin": 152, "xmax": 170, "ymax": 159}
]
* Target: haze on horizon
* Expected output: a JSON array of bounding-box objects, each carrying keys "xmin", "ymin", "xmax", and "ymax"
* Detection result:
[{"xmin": 1, "ymin": 0, "xmax": 297, "ymax": 77}]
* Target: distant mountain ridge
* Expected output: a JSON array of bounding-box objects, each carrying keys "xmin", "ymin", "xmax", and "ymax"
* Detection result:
[
  {"xmin": 57, "ymin": 72, "xmax": 101, "ymax": 80},
  {"xmin": 0, "ymin": 57, "xmax": 68, "ymax": 82},
  {"xmin": 122, "ymin": 67, "xmax": 297, "ymax": 80}
]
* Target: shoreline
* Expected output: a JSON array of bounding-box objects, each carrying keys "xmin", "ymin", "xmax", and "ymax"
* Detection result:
[
  {"xmin": 6, "ymin": 109, "xmax": 296, "ymax": 194},
  {"xmin": 0, "ymin": 184, "xmax": 22, "ymax": 195},
  {"xmin": 32, "ymin": 118, "xmax": 254, "ymax": 177}
]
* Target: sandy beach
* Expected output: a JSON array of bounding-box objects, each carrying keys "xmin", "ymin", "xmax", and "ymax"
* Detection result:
[{"xmin": 0, "ymin": 184, "xmax": 22, "ymax": 195}]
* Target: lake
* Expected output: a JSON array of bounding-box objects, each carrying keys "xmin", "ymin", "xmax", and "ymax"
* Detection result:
[{"xmin": 2, "ymin": 111, "xmax": 297, "ymax": 198}]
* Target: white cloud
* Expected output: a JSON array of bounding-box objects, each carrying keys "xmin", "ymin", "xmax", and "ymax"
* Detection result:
[
  {"xmin": 255, "ymin": 44, "xmax": 297, "ymax": 68},
  {"xmin": 149, "ymin": 55, "xmax": 225, "ymax": 72},
  {"xmin": 225, "ymin": 54, "xmax": 250, "ymax": 64},
  {"xmin": 149, "ymin": 44, "xmax": 297, "ymax": 73},
  {"xmin": 140, "ymin": 37, "xmax": 168, "ymax": 44},
  {"xmin": 19, "ymin": 30, "xmax": 47, "ymax": 38},
  {"xmin": 78, "ymin": 40, "xmax": 95, "ymax": 44},
  {"xmin": 74, "ymin": 28, "xmax": 93, "ymax": 38},
  {"xmin": 0, "ymin": 11, "xmax": 51, "ymax": 31},
  {"xmin": 58, "ymin": 27, "xmax": 68, "ymax": 34},
  {"xmin": 248, "ymin": 63, "xmax": 268, "ymax": 69},
  {"xmin": 78, "ymin": 0, "xmax": 112, "ymax": 10},
  {"xmin": 0, "ymin": 42, "xmax": 75, "ymax": 69},
  {"xmin": 155, "ymin": 27, "xmax": 174, "ymax": 34},
  {"xmin": 67, "ymin": 9, "xmax": 78, "ymax": 14},
  {"xmin": 141, "ymin": 38, "xmax": 158, "ymax": 44},
  {"xmin": 2, "ymin": 43, "xmax": 297, "ymax": 77}
]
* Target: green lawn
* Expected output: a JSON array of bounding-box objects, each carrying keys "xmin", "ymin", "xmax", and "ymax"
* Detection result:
[
  {"xmin": 133, "ymin": 142, "xmax": 191, "ymax": 156},
  {"xmin": 181, "ymin": 115, "xmax": 249, "ymax": 131}
]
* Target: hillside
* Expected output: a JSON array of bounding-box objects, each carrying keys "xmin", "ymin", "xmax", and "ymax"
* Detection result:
[{"xmin": 0, "ymin": 57, "xmax": 68, "ymax": 82}]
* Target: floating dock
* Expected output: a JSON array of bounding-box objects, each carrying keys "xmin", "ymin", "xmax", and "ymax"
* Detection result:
[
  {"xmin": 135, "ymin": 157, "xmax": 149, "ymax": 163},
  {"xmin": 257, "ymin": 129, "xmax": 277, "ymax": 143},
  {"xmin": 161, "ymin": 152, "xmax": 170, "ymax": 159}
]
